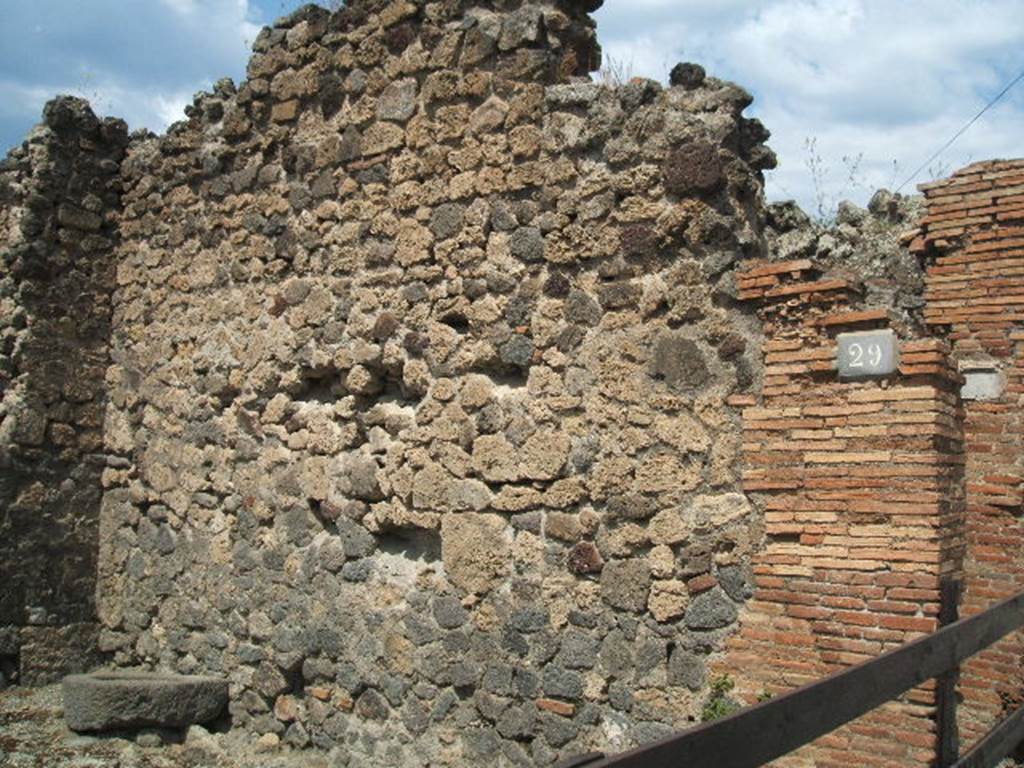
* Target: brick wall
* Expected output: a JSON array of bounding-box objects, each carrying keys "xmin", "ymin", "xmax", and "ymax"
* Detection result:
[
  {"xmin": 723, "ymin": 259, "xmax": 965, "ymax": 766},
  {"xmin": 724, "ymin": 159, "xmax": 1024, "ymax": 764},
  {"xmin": 915, "ymin": 159, "xmax": 1024, "ymax": 749}
]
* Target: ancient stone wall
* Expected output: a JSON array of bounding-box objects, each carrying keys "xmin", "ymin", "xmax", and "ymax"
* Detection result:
[
  {"xmin": 89, "ymin": 0, "xmax": 776, "ymax": 763},
  {"xmin": 0, "ymin": 98, "xmax": 129, "ymax": 685},
  {"xmin": 764, "ymin": 192, "xmax": 927, "ymax": 331},
  {"xmin": 4, "ymin": 0, "xmax": 1023, "ymax": 763}
]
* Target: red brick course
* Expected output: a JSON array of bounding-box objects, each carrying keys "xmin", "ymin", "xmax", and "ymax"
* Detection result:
[
  {"xmin": 724, "ymin": 255, "xmax": 965, "ymax": 767},
  {"xmin": 723, "ymin": 160, "xmax": 1024, "ymax": 765},
  {"xmin": 917, "ymin": 160, "xmax": 1024, "ymax": 749}
]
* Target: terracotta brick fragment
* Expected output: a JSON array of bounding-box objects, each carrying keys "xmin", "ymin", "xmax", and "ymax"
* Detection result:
[{"xmin": 536, "ymin": 699, "xmax": 575, "ymax": 717}]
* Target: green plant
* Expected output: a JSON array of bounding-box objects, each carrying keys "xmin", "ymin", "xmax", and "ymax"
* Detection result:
[
  {"xmin": 72, "ymin": 70, "xmax": 113, "ymax": 116},
  {"xmin": 803, "ymin": 136, "xmax": 866, "ymax": 226},
  {"xmin": 926, "ymin": 158, "xmax": 957, "ymax": 183},
  {"xmin": 595, "ymin": 54, "xmax": 636, "ymax": 88},
  {"xmin": 701, "ymin": 674, "xmax": 742, "ymax": 722}
]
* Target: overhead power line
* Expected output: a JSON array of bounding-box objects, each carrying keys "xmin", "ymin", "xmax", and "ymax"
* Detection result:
[{"xmin": 896, "ymin": 66, "xmax": 1024, "ymax": 193}]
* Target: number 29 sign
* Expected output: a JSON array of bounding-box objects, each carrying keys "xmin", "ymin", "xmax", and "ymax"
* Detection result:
[{"xmin": 837, "ymin": 329, "xmax": 898, "ymax": 380}]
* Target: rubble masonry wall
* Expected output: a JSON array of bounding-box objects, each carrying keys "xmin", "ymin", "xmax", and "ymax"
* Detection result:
[
  {"xmin": 0, "ymin": 98, "xmax": 128, "ymax": 685},
  {"xmin": 90, "ymin": 1, "xmax": 775, "ymax": 764}
]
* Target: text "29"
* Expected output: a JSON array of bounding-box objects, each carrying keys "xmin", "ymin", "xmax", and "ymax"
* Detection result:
[{"xmin": 847, "ymin": 342, "xmax": 883, "ymax": 369}]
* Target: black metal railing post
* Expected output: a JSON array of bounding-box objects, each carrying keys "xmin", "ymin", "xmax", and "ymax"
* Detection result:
[{"xmin": 937, "ymin": 578, "xmax": 963, "ymax": 767}]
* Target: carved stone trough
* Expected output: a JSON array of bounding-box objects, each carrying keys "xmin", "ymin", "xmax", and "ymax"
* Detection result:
[{"xmin": 62, "ymin": 670, "xmax": 228, "ymax": 732}]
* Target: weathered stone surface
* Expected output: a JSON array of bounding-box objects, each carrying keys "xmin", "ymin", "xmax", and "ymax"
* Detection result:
[
  {"xmin": 448, "ymin": 478, "xmax": 492, "ymax": 511},
  {"xmin": 62, "ymin": 671, "xmax": 228, "ymax": 731},
  {"xmin": 345, "ymin": 454, "xmax": 384, "ymax": 501},
  {"xmin": 521, "ymin": 429, "xmax": 570, "ymax": 480},
  {"xmin": 509, "ymin": 226, "xmax": 544, "ymax": 262},
  {"xmin": 567, "ymin": 541, "xmax": 604, "ymax": 574},
  {"xmin": 648, "ymin": 508, "xmax": 687, "ymax": 546},
  {"xmin": 18, "ymin": 625, "xmax": 104, "ymax": 686},
  {"xmin": 57, "ymin": 203, "xmax": 102, "ymax": 231},
  {"xmin": 441, "ymin": 514, "xmax": 510, "ymax": 594},
  {"xmin": 685, "ymin": 588, "xmax": 737, "ymax": 630},
  {"xmin": 662, "ymin": 141, "xmax": 724, "ymax": 195},
  {"xmin": 472, "ymin": 434, "xmax": 520, "ymax": 482},
  {"xmin": 690, "ymin": 493, "xmax": 752, "ymax": 528},
  {"xmin": 669, "ymin": 62, "xmax": 706, "ymax": 89},
  {"xmin": 432, "ymin": 596, "xmax": 468, "ymax": 629},
  {"xmin": 718, "ymin": 564, "xmax": 754, "ymax": 602},
  {"xmin": 429, "ymin": 203, "xmax": 465, "ymax": 240},
  {"xmin": 541, "ymin": 666, "xmax": 583, "ymax": 701},
  {"xmin": 648, "ymin": 580, "xmax": 688, "ymax": 623},
  {"xmin": 355, "ymin": 689, "xmax": 390, "ymax": 720},
  {"xmin": 556, "ymin": 631, "xmax": 600, "ymax": 670},
  {"xmin": 600, "ymin": 560, "xmax": 651, "ymax": 612},
  {"xmin": 271, "ymin": 100, "xmax": 300, "ymax": 123},
  {"xmin": 667, "ymin": 647, "xmax": 705, "ymax": 690},
  {"xmin": 499, "ymin": 334, "xmax": 535, "ymax": 368},
  {"xmin": 469, "ymin": 96, "xmax": 508, "ymax": 134},
  {"xmin": 650, "ymin": 332, "xmax": 711, "ymax": 392},
  {"xmin": 377, "ymin": 78, "xmax": 418, "ymax": 122}
]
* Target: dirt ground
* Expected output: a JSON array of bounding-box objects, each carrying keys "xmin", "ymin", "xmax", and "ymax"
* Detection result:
[{"xmin": 4, "ymin": 683, "xmax": 1022, "ymax": 767}]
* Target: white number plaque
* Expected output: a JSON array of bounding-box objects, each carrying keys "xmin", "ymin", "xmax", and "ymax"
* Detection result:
[{"xmin": 837, "ymin": 330, "xmax": 898, "ymax": 380}]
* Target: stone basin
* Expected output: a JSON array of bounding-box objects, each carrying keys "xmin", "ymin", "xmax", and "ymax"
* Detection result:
[{"xmin": 62, "ymin": 670, "xmax": 228, "ymax": 732}]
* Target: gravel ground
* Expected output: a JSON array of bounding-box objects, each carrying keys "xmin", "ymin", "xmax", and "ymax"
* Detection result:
[
  {"xmin": 0, "ymin": 685, "xmax": 336, "ymax": 768},
  {"xmin": 5, "ymin": 683, "xmax": 1021, "ymax": 767}
]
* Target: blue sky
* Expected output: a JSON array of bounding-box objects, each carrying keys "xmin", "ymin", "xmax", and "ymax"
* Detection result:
[{"xmin": 1, "ymin": 0, "xmax": 1021, "ymax": 215}]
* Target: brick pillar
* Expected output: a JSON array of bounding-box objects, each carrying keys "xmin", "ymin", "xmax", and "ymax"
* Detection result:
[
  {"xmin": 720, "ymin": 260, "xmax": 965, "ymax": 767},
  {"xmin": 916, "ymin": 159, "xmax": 1024, "ymax": 747}
]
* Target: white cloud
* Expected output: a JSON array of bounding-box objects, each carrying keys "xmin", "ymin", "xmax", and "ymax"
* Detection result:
[
  {"xmin": 3, "ymin": 0, "xmax": 1021, "ymax": 220},
  {"xmin": 1, "ymin": 0, "xmax": 263, "ymax": 150},
  {"xmin": 150, "ymin": 92, "xmax": 195, "ymax": 129},
  {"xmin": 594, "ymin": 0, "xmax": 1024, "ymax": 213},
  {"xmin": 160, "ymin": 0, "xmax": 199, "ymax": 16}
]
